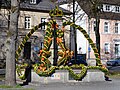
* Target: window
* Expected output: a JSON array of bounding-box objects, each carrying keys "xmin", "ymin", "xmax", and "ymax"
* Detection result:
[
  {"xmin": 104, "ymin": 43, "xmax": 110, "ymax": 54},
  {"xmin": 104, "ymin": 22, "xmax": 109, "ymax": 33},
  {"xmin": 100, "ymin": 4, "xmax": 103, "ymax": 11},
  {"xmin": 25, "ymin": 17, "xmax": 31, "ymax": 29},
  {"xmin": 115, "ymin": 44, "xmax": 120, "ymax": 56},
  {"xmin": 115, "ymin": 6, "xmax": 120, "ymax": 12},
  {"xmin": 115, "ymin": 23, "xmax": 119, "ymax": 33},
  {"xmin": 41, "ymin": 18, "xmax": 46, "ymax": 30},
  {"xmin": 30, "ymin": 0, "xmax": 37, "ymax": 4},
  {"xmin": 93, "ymin": 20, "xmax": 96, "ymax": 31},
  {"xmin": 103, "ymin": 4, "xmax": 120, "ymax": 13},
  {"xmin": 106, "ymin": 5, "xmax": 111, "ymax": 11}
]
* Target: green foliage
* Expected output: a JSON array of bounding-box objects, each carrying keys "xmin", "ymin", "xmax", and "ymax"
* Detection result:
[
  {"xmin": 87, "ymin": 66, "xmax": 109, "ymax": 75},
  {"xmin": 16, "ymin": 64, "xmax": 28, "ymax": 80},
  {"xmin": 0, "ymin": 85, "xmax": 13, "ymax": 88},
  {"xmin": 33, "ymin": 64, "xmax": 108, "ymax": 80},
  {"xmin": 0, "ymin": 84, "xmax": 21, "ymax": 88},
  {"xmin": 16, "ymin": 17, "xmax": 108, "ymax": 81}
]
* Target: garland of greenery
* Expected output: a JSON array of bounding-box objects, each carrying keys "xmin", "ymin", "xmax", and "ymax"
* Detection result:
[
  {"xmin": 34, "ymin": 20, "xmax": 108, "ymax": 80},
  {"xmin": 16, "ymin": 6, "xmax": 108, "ymax": 80},
  {"xmin": 37, "ymin": 20, "xmax": 54, "ymax": 71},
  {"xmin": 16, "ymin": 63, "xmax": 28, "ymax": 80},
  {"xmin": 34, "ymin": 20, "xmax": 74, "ymax": 76},
  {"xmin": 49, "ymin": 6, "xmax": 63, "ymax": 17},
  {"xmin": 15, "ymin": 22, "xmax": 49, "ymax": 80},
  {"xmin": 33, "ymin": 64, "xmax": 108, "ymax": 80},
  {"xmin": 62, "ymin": 21, "xmax": 102, "ymax": 66},
  {"xmin": 16, "ymin": 20, "xmax": 108, "ymax": 80},
  {"xmin": 16, "ymin": 23, "xmax": 45, "ymax": 61}
]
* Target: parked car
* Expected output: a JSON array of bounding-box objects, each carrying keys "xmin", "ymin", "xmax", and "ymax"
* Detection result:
[
  {"xmin": 68, "ymin": 54, "xmax": 87, "ymax": 66},
  {"xmin": 106, "ymin": 58, "xmax": 120, "ymax": 66}
]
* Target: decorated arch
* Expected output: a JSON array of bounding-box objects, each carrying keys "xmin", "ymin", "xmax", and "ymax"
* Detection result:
[{"xmin": 16, "ymin": 6, "xmax": 108, "ymax": 80}]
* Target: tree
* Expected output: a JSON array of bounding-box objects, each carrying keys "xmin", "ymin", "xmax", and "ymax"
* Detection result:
[
  {"xmin": 5, "ymin": 0, "xmax": 20, "ymax": 86},
  {"xmin": 90, "ymin": 0, "xmax": 101, "ymax": 57}
]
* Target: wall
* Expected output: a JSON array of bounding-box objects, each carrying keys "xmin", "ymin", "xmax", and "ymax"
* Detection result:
[{"xmin": 86, "ymin": 17, "xmax": 120, "ymax": 61}]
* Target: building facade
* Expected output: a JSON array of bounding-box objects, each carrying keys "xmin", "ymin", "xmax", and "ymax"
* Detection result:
[
  {"xmin": 59, "ymin": 0, "xmax": 120, "ymax": 63},
  {"xmin": 86, "ymin": 18, "xmax": 120, "ymax": 60},
  {"xmin": 80, "ymin": 0, "xmax": 120, "ymax": 61},
  {"xmin": 0, "ymin": 0, "xmax": 71, "ymax": 67}
]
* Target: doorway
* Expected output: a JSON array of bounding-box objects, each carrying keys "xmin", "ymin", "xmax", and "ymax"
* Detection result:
[{"xmin": 23, "ymin": 42, "xmax": 31, "ymax": 59}]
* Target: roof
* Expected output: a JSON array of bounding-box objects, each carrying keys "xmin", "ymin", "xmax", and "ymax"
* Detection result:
[
  {"xmin": 99, "ymin": 0, "xmax": 120, "ymax": 6},
  {"xmin": 57, "ymin": 0, "xmax": 120, "ymax": 6},
  {"xmin": 77, "ymin": 0, "xmax": 120, "ymax": 20},
  {"xmin": 1, "ymin": 0, "xmax": 72, "ymax": 15},
  {"xmin": 55, "ymin": 0, "xmax": 120, "ymax": 20}
]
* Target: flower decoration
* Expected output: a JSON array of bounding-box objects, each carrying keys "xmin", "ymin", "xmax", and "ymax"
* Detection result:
[{"xmin": 16, "ymin": 7, "xmax": 108, "ymax": 81}]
